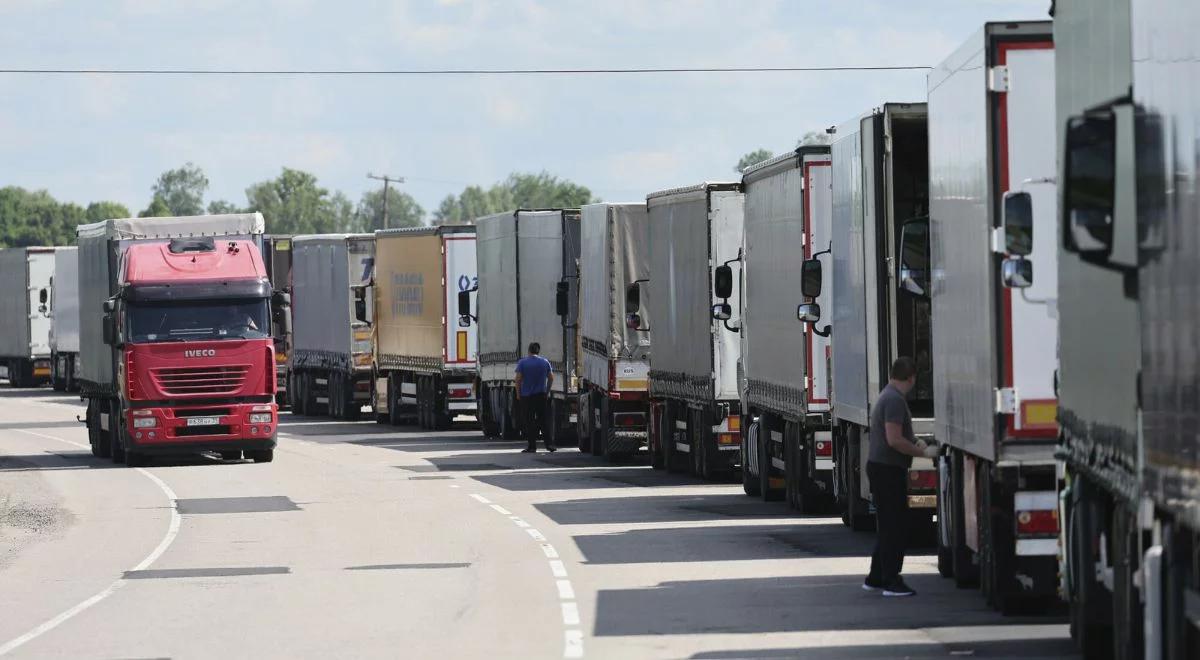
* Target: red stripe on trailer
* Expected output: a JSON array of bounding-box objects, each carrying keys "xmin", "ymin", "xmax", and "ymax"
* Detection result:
[{"xmin": 997, "ymin": 39, "xmax": 1056, "ymax": 439}]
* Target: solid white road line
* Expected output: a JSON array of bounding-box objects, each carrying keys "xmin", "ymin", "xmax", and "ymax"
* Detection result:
[
  {"xmin": 469, "ymin": 493, "xmax": 492, "ymax": 504},
  {"xmin": 541, "ymin": 543, "xmax": 559, "ymax": 559},
  {"xmin": 556, "ymin": 580, "xmax": 576, "ymax": 600},
  {"xmin": 0, "ymin": 429, "xmax": 182, "ymax": 657},
  {"xmin": 561, "ymin": 602, "xmax": 581, "ymax": 626},
  {"xmin": 490, "ymin": 504, "xmax": 513, "ymax": 515},
  {"xmin": 564, "ymin": 630, "xmax": 584, "ymax": 659},
  {"xmin": 549, "ymin": 560, "xmax": 568, "ymax": 578}
]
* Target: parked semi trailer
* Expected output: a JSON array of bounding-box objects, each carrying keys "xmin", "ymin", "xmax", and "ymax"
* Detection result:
[
  {"xmin": 0, "ymin": 246, "xmax": 55, "ymax": 387},
  {"xmin": 734, "ymin": 146, "xmax": 835, "ymax": 511},
  {"xmin": 925, "ymin": 20, "xmax": 1061, "ymax": 609},
  {"xmin": 48, "ymin": 246, "xmax": 80, "ymax": 391},
  {"xmin": 374, "ymin": 225, "xmax": 478, "ymax": 429},
  {"xmin": 577, "ymin": 202, "xmax": 651, "ymax": 460},
  {"xmin": 802, "ymin": 103, "xmax": 938, "ymax": 531},
  {"xmin": 261, "ymin": 235, "xmax": 293, "ymax": 406},
  {"xmin": 288, "ymin": 234, "xmax": 376, "ymax": 420},
  {"xmin": 468, "ymin": 210, "xmax": 580, "ymax": 442},
  {"xmin": 643, "ymin": 183, "xmax": 744, "ymax": 478},
  {"xmin": 77, "ymin": 214, "xmax": 278, "ymax": 464},
  {"xmin": 1055, "ymin": 0, "xmax": 1200, "ymax": 656}
]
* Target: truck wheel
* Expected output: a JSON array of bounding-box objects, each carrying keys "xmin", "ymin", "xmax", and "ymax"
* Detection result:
[
  {"xmin": 500, "ymin": 391, "xmax": 520, "ymax": 440},
  {"xmin": 125, "ymin": 448, "xmax": 146, "ymax": 467},
  {"xmin": 598, "ymin": 395, "xmax": 612, "ymax": 459},
  {"xmin": 577, "ymin": 391, "xmax": 592, "ymax": 454},
  {"xmin": 248, "ymin": 449, "xmax": 274, "ymax": 463},
  {"xmin": 344, "ymin": 376, "xmax": 361, "ymax": 421},
  {"xmin": 65, "ymin": 359, "xmax": 77, "ymax": 392},
  {"xmin": 87, "ymin": 403, "xmax": 111, "ymax": 459},
  {"xmin": 742, "ymin": 418, "xmax": 761, "ymax": 496},
  {"xmin": 841, "ymin": 427, "xmax": 873, "ymax": 532},
  {"xmin": 432, "ymin": 379, "xmax": 450, "ymax": 430},
  {"xmin": 109, "ymin": 415, "xmax": 126, "ymax": 463}
]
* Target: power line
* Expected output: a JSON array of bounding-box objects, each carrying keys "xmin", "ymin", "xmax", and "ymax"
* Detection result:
[{"xmin": 0, "ymin": 65, "xmax": 931, "ymax": 76}]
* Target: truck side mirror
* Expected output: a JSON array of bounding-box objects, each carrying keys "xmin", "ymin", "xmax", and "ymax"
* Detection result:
[
  {"xmin": 102, "ymin": 313, "xmax": 117, "ymax": 346},
  {"xmin": 626, "ymin": 283, "xmax": 641, "ymax": 313},
  {"xmin": 272, "ymin": 290, "xmax": 291, "ymax": 307},
  {"xmin": 38, "ymin": 288, "xmax": 48, "ymax": 304},
  {"xmin": 103, "ymin": 299, "xmax": 116, "ymax": 314},
  {"xmin": 713, "ymin": 265, "xmax": 733, "ymax": 299},
  {"xmin": 801, "ymin": 259, "xmax": 822, "ymax": 298},
  {"xmin": 711, "ymin": 303, "xmax": 732, "ymax": 321},
  {"xmin": 353, "ymin": 286, "xmax": 369, "ymax": 324},
  {"xmin": 1003, "ymin": 192, "xmax": 1033, "ymax": 256},
  {"xmin": 1062, "ymin": 112, "xmax": 1116, "ymax": 257},
  {"xmin": 797, "ymin": 302, "xmax": 821, "ymax": 323},
  {"xmin": 555, "ymin": 280, "xmax": 569, "ymax": 317},
  {"xmin": 898, "ymin": 218, "xmax": 930, "ymax": 298},
  {"xmin": 457, "ymin": 290, "xmax": 471, "ymax": 318},
  {"xmin": 1001, "ymin": 257, "xmax": 1033, "ymax": 289}
]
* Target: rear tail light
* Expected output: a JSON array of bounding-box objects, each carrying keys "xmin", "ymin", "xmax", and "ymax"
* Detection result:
[
  {"xmin": 908, "ymin": 469, "xmax": 937, "ymax": 491},
  {"xmin": 727, "ymin": 416, "xmax": 741, "ymax": 432},
  {"xmin": 1016, "ymin": 509, "xmax": 1059, "ymax": 536},
  {"xmin": 448, "ymin": 387, "xmax": 473, "ymax": 399},
  {"xmin": 813, "ymin": 439, "xmax": 833, "ymax": 457},
  {"xmin": 717, "ymin": 433, "xmax": 739, "ymax": 446},
  {"xmin": 614, "ymin": 412, "xmax": 645, "ymax": 427}
]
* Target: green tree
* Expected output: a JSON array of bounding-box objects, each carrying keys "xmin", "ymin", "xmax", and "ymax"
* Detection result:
[
  {"xmin": 85, "ymin": 201, "xmax": 131, "ymax": 223},
  {"xmin": 244, "ymin": 167, "xmax": 354, "ymax": 235},
  {"xmin": 432, "ymin": 172, "xmax": 594, "ymax": 226},
  {"xmin": 0, "ymin": 187, "xmax": 85, "ymax": 247},
  {"xmin": 355, "ymin": 187, "xmax": 423, "ymax": 231},
  {"xmin": 139, "ymin": 195, "xmax": 173, "ymax": 218},
  {"xmin": 206, "ymin": 199, "xmax": 241, "ymax": 215},
  {"xmin": 151, "ymin": 162, "xmax": 209, "ymax": 216},
  {"xmin": 735, "ymin": 148, "xmax": 774, "ymax": 173}
]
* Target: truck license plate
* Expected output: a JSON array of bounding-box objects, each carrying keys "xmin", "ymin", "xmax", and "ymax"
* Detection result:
[{"xmin": 186, "ymin": 416, "xmax": 221, "ymax": 427}]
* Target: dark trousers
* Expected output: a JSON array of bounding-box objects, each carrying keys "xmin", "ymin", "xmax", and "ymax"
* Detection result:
[
  {"xmin": 522, "ymin": 393, "xmax": 553, "ymax": 450},
  {"xmin": 866, "ymin": 461, "xmax": 909, "ymax": 585}
]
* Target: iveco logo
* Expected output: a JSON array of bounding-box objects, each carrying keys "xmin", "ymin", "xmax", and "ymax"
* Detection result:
[{"xmin": 184, "ymin": 349, "xmax": 216, "ymax": 358}]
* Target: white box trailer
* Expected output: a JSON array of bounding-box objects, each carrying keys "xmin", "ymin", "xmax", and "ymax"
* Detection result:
[
  {"xmin": 373, "ymin": 225, "xmax": 478, "ymax": 430},
  {"xmin": 926, "ymin": 21, "xmax": 1060, "ymax": 609},
  {"xmin": 0, "ymin": 247, "xmax": 56, "ymax": 387},
  {"xmin": 644, "ymin": 183, "xmax": 744, "ymax": 479},
  {"xmin": 471, "ymin": 210, "xmax": 581, "ymax": 442},
  {"xmin": 814, "ymin": 102, "xmax": 938, "ymax": 531},
  {"xmin": 49, "ymin": 246, "xmax": 80, "ymax": 391},
  {"xmin": 737, "ymin": 146, "xmax": 835, "ymax": 511},
  {"xmin": 577, "ymin": 203, "xmax": 651, "ymax": 460},
  {"xmin": 288, "ymin": 234, "xmax": 376, "ymax": 420}
]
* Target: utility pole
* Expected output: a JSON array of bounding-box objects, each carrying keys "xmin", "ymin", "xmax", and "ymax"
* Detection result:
[{"xmin": 366, "ymin": 172, "xmax": 405, "ymax": 230}]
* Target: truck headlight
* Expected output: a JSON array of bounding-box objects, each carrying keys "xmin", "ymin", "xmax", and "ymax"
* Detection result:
[
  {"xmin": 133, "ymin": 417, "xmax": 158, "ymax": 428},
  {"xmin": 249, "ymin": 413, "xmax": 272, "ymax": 424}
]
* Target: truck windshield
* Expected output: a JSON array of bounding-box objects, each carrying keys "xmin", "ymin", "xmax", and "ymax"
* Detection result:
[{"xmin": 126, "ymin": 300, "xmax": 270, "ymax": 343}]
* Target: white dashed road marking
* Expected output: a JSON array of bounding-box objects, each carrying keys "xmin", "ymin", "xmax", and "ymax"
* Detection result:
[{"xmin": 468, "ymin": 491, "xmax": 583, "ymax": 658}]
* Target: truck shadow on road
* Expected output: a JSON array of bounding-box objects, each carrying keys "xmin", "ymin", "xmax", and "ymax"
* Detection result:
[
  {"xmin": 0, "ymin": 387, "xmax": 84, "ymax": 406},
  {"xmin": 593, "ymin": 573, "xmax": 1068, "ymax": 637},
  {"xmin": 688, "ymin": 638, "xmax": 1078, "ymax": 659},
  {"xmin": 535, "ymin": 493, "xmax": 799, "ymax": 525},
  {"xmin": 573, "ymin": 521, "xmax": 871, "ymax": 564}
]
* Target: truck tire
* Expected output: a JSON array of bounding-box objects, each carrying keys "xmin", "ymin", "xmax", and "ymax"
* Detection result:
[
  {"xmin": 480, "ymin": 386, "xmax": 500, "ymax": 438},
  {"xmin": 87, "ymin": 402, "xmax": 110, "ymax": 459},
  {"xmin": 248, "ymin": 449, "xmax": 274, "ymax": 463},
  {"xmin": 785, "ymin": 426, "xmax": 803, "ymax": 511},
  {"xmin": 344, "ymin": 375, "xmax": 361, "ymax": 421},
  {"xmin": 500, "ymin": 390, "xmax": 520, "ymax": 440},
  {"xmin": 51, "ymin": 353, "xmax": 64, "ymax": 391},
  {"xmin": 840, "ymin": 426, "xmax": 873, "ymax": 532},
  {"xmin": 109, "ymin": 406, "xmax": 126, "ymax": 464},
  {"xmin": 220, "ymin": 450, "xmax": 242, "ymax": 461},
  {"xmin": 663, "ymin": 403, "xmax": 687, "ymax": 474},
  {"xmin": 742, "ymin": 418, "xmax": 761, "ymax": 496},
  {"xmin": 1068, "ymin": 476, "xmax": 1113, "ymax": 657},
  {"xmin": 759, "ymin": 419, "xmax": 783, "ymax": 501},
  {"xmin": 432, "ymin": 376, "xmax": 450, "ymax": 430},
  {"xmin": 387, "ymin": 374, "xmax": 402, "ymax": 426}
]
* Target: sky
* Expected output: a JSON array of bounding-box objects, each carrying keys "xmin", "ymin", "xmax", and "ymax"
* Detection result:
[{"xmin": 0, "ymin": 0, "xmax": 1050, "ymax": 218}]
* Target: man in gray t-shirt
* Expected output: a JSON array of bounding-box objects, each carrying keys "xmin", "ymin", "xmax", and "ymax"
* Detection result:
[{"xmin": 863, "ymin": 357, "xmax": 939, "ymax": 597}]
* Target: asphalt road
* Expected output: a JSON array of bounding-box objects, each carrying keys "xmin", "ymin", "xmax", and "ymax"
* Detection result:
[{"xmin": 0, "ymin": 388, "xmax": 1077, "ymax": 659}]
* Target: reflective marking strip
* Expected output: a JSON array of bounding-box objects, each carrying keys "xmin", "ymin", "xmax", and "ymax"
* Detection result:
[
  {"xmin": 315, "ymin": 378, "xmax": 328, "ymax": 385},
  {"xmin": 556, "ymin": 580, "xmax": 575, "ymax": 599},
  {"xmin": 1015, "ymin": 538, "xmax": 1058, "ymax": 556},
  {"xmin": 1014, "ymin": 490, "xmax": 1058, "ymax": 511},
  {"xmin": 490, "ymin": 504, "xmax": 512, "ymax": 515},
  {"xmin": 770, "ymin": 430, "xmax": 783, "ymax": 443},
  {"xmin": 448, "ymin": 402, "xmax": 476, "ymax": 410},
  {"xmin": 674, "ymin": 421, "xmax": 687, "ymax": 430},
  {"xmin": 908, "ymin": 495, "xmax": 937, "ymax": 509},
  {"xmin": 561, "ymin": 602, "xmax": 581, "ymax": 626},
  {"xmin": 469, "ymin": 493, "xmax": 491, "ymax": 504},
  {"xmin": 771, "ymin": 457, "xmax": 786, "ymax": 470},
  {"xmin": 815, "ymin": 458, "xmax": 834, "ymax": 471},
  {"xmin": 814, "ymin": 430, "xmax": 833, "ymax": 441},
  {"xmin": 717, "ymin": 445, "xmax": 739, "ymax": 451},
  {"xmin": 675, "ymin": 441, "xmax": 691, "ymax": 453},
  {"xmin": 549, "ymin": 560, "xmax": 567, "ymax": 578}
]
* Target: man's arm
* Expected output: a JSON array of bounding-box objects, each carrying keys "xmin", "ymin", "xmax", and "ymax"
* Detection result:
[
  {"xmin": 885, "ymin": 422, "xmax": 928, "ymax": 458},
  {"xmin": 514, "ymin": 370, "xmax": 523, "ymax": 400}
]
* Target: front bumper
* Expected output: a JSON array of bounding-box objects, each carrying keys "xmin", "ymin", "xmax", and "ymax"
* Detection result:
[{"xmin": 127, "ymin": 402, "xmax": 279, "ymax": 450}]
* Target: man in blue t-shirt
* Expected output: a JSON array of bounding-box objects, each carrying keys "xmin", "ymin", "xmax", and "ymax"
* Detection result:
[{"xmin": 514, "ymin": 342, "xmax": 556, "ymax": 453}]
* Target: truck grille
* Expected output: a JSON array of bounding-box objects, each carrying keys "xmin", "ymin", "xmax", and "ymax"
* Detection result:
[{"xmin": 152, "ymin": 366, "xmax": 250, "ymax": 396}]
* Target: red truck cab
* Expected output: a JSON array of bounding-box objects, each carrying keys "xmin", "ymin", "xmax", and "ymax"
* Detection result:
[{"xmin": 108, "ymin": 237, "xmax": 278, "ymax": 464}]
